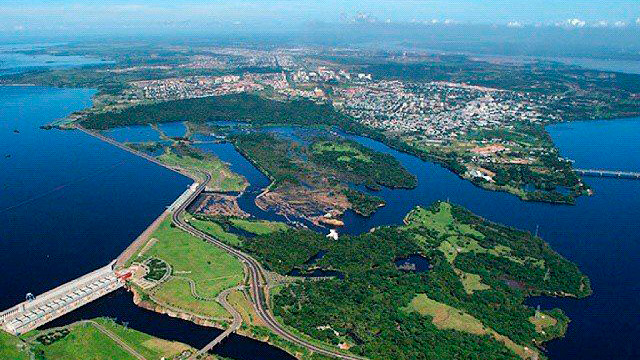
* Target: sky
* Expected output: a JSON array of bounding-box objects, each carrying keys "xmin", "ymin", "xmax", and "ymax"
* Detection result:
[{"xmin": 1, "ymin": 1, "xmax": 639, "ymax": 33}]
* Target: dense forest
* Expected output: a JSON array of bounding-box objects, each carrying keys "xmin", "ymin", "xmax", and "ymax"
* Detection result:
[
  {"xmin": 310, "ymin": 140, "xmax": 417, "ymax": 189},
  {"xmin": 229, "ymin": 130, "xmax": 415, "ymax": 217},
  {"xmin": 82, "ymin": 93, "xmax": 347, "ymax": 129},
  {"xmin": 241, "ymin": 202, "xmax": 592, "ymax": 359}
]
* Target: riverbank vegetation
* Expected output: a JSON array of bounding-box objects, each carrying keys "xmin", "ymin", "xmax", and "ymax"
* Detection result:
[{"xmin": 158, "ymin": 144, "xmax": 247, "ymax": 192}]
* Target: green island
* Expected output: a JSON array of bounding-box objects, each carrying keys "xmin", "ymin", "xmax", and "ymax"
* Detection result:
[
  {"xmin": 155, "ymin": 202, "xmax": 590, "ymax": 359},
  {"xmin": 70, "ymin": 89, "xmax": 590, "ymax": 204},
  {"xmin": 250, "ymin": 202, "xmax": 589, "ymax": 359},
  {"xmin": 229, "ymin": 129, "xmax": 414, "ymax": 221},
  {"xmin": 0, "ymin": 317, "xmax": 204, "ymax": 360}
]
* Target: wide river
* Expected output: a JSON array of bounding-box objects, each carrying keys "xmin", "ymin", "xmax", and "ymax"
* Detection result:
[
  {"xmin": 1, "ymin": 85, "xmax": 639, "ymax": 359},
  {"xmin": 0, "ymin": 86, "xmax": 294, "ymax": 360}
]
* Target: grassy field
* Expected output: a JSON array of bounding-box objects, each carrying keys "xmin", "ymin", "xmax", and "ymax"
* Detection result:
[
  {"xmin": 187, "ymin": 216, "xmax": 243, "ymax": 246},
  {"xmin": 529, "ymin": 313, "xmax": 558, "ymax": 333},
  {"xmin": 136, "ymin": 218, "xmax": 244, "ymax": 319},
  {"xmin": 0, "ymin": 331, "xmax": 29, "ymax": 359},
  {"xmin": 229, "ymin": 218, "xmax": 289, "ymax": 235},
  {"xmin": 406, "ymin": 202, "xmax": 544, "ymax": 293},
  {"xmin": 158, "ymin": 147, "xmax": 246, "ymax": 192},
  {"xmin": 406, "ymin": 294, "xmax": 536, "ymax": 359},
  {"xmin": 455, "ymin": 269, "xmax": 491, "ymax": 294},
  {"xmin": 404, "ymin": 202, "xmax": 483, "ymax": 238},
  {"xmin": 94, "ymin": 318, "xmax": 193, "ymax": 359},
  {"xmin": 25, "ymin": 318, "xmax": 196, "ymax": 360},
  {"xmin": 33, "ymin": 323, "xmax": 134, "ymax": 360},
  {"xmin": 311, "ymin": 141, "xmax": 373, "ymax": 163}
]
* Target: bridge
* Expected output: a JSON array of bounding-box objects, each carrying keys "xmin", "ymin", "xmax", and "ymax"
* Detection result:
[
  {"xmin": 575, "ymin": 169, "xmax": 640, "ymax": 180},
  {"xmin": 0, "ymin": 261, "xmax": 130, "ymax": 335}
]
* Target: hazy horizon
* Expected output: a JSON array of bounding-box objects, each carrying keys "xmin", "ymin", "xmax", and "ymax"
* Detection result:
[
  {"xmin": 1, "ymin": 1, "xmax": 640, "ymax": 61},
  {"xmin": 1, "ymin": 1, "xmax": 640, "ymax": 33}
]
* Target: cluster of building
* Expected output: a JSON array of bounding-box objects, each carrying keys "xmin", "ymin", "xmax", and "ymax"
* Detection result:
[
  {"xmin": 128, "ymin": 75, "xmax": 266, "ymax": 101},
  {"xmin": 291, "ymin": 67, "xmax": 371, "ymax": 83},
  {"xmin": 333, "ymin": 80, "xmax": 547, "ymax": 141}
]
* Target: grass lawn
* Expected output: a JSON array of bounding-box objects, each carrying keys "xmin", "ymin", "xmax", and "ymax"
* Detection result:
[
  {"xmin": 187, "ymin": 216, "xmax": 243, "ymax": 246},
  {"xmin": 404, "ymin": 202, "xmax": 483, "ymax": 238},
  {"xmin": 229, "ymin": 218, "xmax": 289, "ymax": 235},
  {"xmin": 0, "ymin": 331, "xmax": 29, "ymax": 359},
  {"xmin": 30, "ymin": 318, "xmax": 195, "ymax": 360},
  {"xmin": 456, "ymin": 269, "xmax": 491, "ymax": 294},
  {"xmin": 153, "ymin": 277, "xmax": 229, "ymax": 317},
  {"xmin": 93, "ymin": 318, "xmax": 193, "ymax": 359},
  {"xmin": 137, "ymin": 218, "xmax": 244, "ymax": 319},
  {"xmin": 406, "ymin": 294, "xmax": 535, "ymax": 359},
  {"xmin": 529, "ymin": 313, "xmax": 558, "ymax": 333},
  {"xmin": 158, "ymin": 148, "xmax": 246, "ymax": 192},
  {"xmin": 312, "ymin": 141, "xmax": 373, "ymax": 163},
  {"xmin": 32, "ymin": 323, "xmax": 135, "ymax": 360}
]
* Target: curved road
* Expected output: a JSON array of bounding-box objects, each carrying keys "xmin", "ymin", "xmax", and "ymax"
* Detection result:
[
  {"xmin": 193, "ymin": 287, "xmax": 243, "ymax": 358},
  {"xmin": 79, "ymin": 124, "xmax": 365, "ymax": 359},
  {"xmin": 172, "ymin": 172, "xmax": 366, "ymax": 360}
]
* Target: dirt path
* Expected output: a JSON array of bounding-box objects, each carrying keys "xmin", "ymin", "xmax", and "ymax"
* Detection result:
[{"xmin": 81, "ymin": 320, "xmax": 147, "ymax": 360}]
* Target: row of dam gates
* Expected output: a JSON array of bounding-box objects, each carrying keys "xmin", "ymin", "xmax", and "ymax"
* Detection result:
[{"xmin": 0, "ymin": 261, "xmax": 131, "ymax": 335}]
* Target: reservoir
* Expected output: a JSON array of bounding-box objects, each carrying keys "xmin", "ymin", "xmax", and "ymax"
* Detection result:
[
  {"xmin": 2, "ymin": 83, "xmax": 639, "ymax": 359},
  {"xmin": 0, "ymin": 86, "xmax": 294, "ymax": 360}
]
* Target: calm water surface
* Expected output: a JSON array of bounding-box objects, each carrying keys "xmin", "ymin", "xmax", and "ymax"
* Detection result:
[
  {"xmin": 0, "ymin": 86, "xmax": 294, "ymax": 360},
  {"xmin": 0, "ymin": 51, "xmax": 110, "ymax": 76},
  {"xmin": 200, "ymin": 122, "xmax": 640, "ymax": 359},
  {"xmin": 3, "ymin": 84, "xmax": 639, "ymax": 359}
]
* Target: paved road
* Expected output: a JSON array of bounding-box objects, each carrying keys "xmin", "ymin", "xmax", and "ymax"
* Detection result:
[
  {"xmin": 192, "ymin": 287, "xmax": 243, "ymax": 358},
  {"xmin": 172, "ymin": 172, "xmax": 366, "ymax": 360},
  {"xmin": 80, "ymin": 126, "xmax": 365, "ymax": 359}
]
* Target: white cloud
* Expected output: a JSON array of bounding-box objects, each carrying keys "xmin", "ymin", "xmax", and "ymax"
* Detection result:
[
  {"xmin": 507, "ymin": 21, "xmax": 523, "ymax": 28},
  {"xmin": 592, "ymin": 20, "xmax": 608, "ymax": 28},
  {"xmin": 636, "ymin": 18, "xmax": 640, "ymax": 25},
  {"xmin": 12, "ymin": 24, "xmax": 25, "ymax": 31},
  {"xmin": 612, "ymin": 20, "xmax": 627, "ymax": 28},
  {"xmin": 557, "ymin": 18, "xmax": 586, "ymax": 28}
]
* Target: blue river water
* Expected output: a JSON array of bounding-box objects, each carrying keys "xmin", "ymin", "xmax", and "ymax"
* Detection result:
[
  {"xmin": 196, "ymin": 122, "xmax": 640, "ymax": 359},
  {"xmin": 0, "ymin": 86, "xmax": 294, "ymax": 360},
  {"xmin": 1, "ymin": 83, "xmax": 639, "ymax": 359},
  {"xmin": 0, "ymin": 51, "xmax": 111, "ymax": 76}
]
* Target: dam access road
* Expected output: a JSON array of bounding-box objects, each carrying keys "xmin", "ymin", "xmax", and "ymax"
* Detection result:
[
  {"xmin": 172, "ymin": 171, "xmax": 365, "ymax": 360},
  {"xmin": 77, "ymin": 126, "xmax": 365, "ymax": 360}
]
